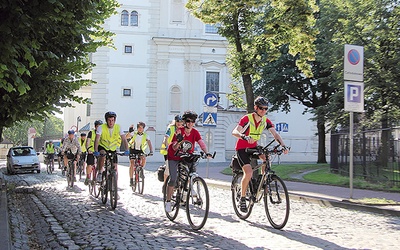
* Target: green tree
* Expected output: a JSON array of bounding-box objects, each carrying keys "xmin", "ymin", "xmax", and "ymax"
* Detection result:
[
  {"xmin": 0, "ymin": 0, "xmax": 118, "ymax": 141},
  {"xmin": 186, "ymin": 0, "xmax": 318, "ymax": 112},
  {"xmin": 3, "ymin": 115, "xmax": 63, "ymax": 145}
]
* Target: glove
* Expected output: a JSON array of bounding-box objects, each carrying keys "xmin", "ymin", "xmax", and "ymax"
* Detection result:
[
  {"xmin": 124, "ymin": 150, "xmax": 129, "ymax": 156},
  {"xmin": 176, "ymin": 133, "xmax": 184, "ymax": 142},
  {"xmin": 93, "ymin": 151, "xmax": 100, "ymax": 157},
  {"xmin": 206, "ymin": 152, "xmax": 213, "ymax": 158},
  {"xmin": 148, "ymin": 151, "xmax": 153, "ymax": 156}
]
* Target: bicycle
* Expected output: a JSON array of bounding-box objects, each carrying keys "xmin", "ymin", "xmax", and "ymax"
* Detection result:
[
  {"xmin": 87, "ymin": 154, "xmax": 100, "ymax": 198},
  {"xmin": 163, "ymin": 151, "xmax": 215, "ymax": 230},
  {"xmin": 99, "ymin": 151, "xmax": 126, "ymax": 209},
  {"xmin": 231, "ymin": 140, "xmax": 290, "ymax": 229},
  {"xmin": 44, "ymin": 153, "xmax": 54, "ymax": 174},
  {"xmin": 129, "ymin": 152, "xmax": 151, "ymax": 194},
  {"xmin": 77, "ymin": 153, "xmax": 86, "ymax": 181},
  {"xmin": 65, "ymin": 150, "xmax": 77, "ymax": 188}
]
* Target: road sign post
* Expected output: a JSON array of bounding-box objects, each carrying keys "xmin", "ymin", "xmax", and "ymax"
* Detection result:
[{"xmin": 344, "ymin": 45, "xmax": 364, "ymax": 199}]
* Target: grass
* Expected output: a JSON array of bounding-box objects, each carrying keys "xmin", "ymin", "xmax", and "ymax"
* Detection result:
[{"xmin": 222, "ymin": 163, "xmax": 400, "ymax": 193}]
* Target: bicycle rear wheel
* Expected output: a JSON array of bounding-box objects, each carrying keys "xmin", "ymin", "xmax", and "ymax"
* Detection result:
[
  {"xmin": 109, "ymin": 172, "xmax": 118, "ymax": 209},
  {"xmin": 101, "ymin": 172, "xmax": 108, "ymax": 204},
  {"xmin": 46, "ymin": 162, "xmax": 52, "ymax": 174},
  {"xmin": 231, "ymin": 173, "xmax": 253, "ymax": 220},
  {"xmin": 264, "ymin": 175, "xmax": 290, "ymax": 229},
  {"xmin": 137, "ymin": 168, "xmax": 144, "ymax": 194},
  {"xmin": 163, "ymin": 176, "xmax": 179, "ymax": 221},
  {"xmin": 186, "ymin": 177, "xmax": 209, "ymax": 230}
]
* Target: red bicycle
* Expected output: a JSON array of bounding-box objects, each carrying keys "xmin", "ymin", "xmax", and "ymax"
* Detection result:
[{"xmin": 130, "ymin": 152, "xmax": 150, "ymax": 194}]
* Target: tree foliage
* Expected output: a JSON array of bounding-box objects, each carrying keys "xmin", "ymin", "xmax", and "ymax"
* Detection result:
[
  {"xmin": 186, "ymin": 0, "xmax": 318, "ymax": 112},
  {"xmin": 3, "ymin": 115, "xmax": 63, "ymax": 146},
  {"xmin": 0, "ymin": 0, "xmax": 118, "ymax": 140}
]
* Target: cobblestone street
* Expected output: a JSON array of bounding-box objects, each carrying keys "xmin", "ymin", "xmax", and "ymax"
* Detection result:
[{"xmin": 2, "ymin": 164, "xmax": 400, "ymax": 249}]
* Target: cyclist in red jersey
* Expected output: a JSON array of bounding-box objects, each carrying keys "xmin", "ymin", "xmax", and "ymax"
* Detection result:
[
  {"xmin": 164, "ymin": 110, "xmax": 212, "ymax": 212},
  {"xmin": 232, "ymin": 96, "xmax": 289, "ymax": 213}
]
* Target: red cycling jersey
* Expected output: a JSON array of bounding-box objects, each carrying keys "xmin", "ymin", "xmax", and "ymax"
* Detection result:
[{"xmin": 235, "ymin": 113, "xmax": 274, "ymax": 150}]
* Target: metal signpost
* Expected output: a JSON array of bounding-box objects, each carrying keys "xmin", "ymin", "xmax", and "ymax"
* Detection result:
[
  {"xmin": 203, "ymin": 92, "xmax": 218, "ymax": 178},
  {"xmin": 344, "ymin": 44, "xmax": 364, "ymax": 198}
]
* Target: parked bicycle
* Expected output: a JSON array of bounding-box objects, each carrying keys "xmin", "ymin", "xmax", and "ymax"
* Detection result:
[
  {"xmin": 163, "ymin": 151, "xmax": 215, "ymax": 230},
  {"xmin": 65, "ymin": 149, "xmax": 77, "ymax": 188},
  {"xmin": 99, "ymin": 151, "xmax": 126, "ymax": 209},
  {"xmin": 43, "ymin": 153, "xmax": 54, "ymax": 174},
  {"xmin": 130, "ymin": 152, "xmax": 151, "ymax": 194},
  {"xmin": 231, "ymin": 140, "xmax": 290, "ymax": 229}
]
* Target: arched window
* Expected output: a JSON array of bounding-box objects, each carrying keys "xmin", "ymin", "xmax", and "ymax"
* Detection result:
[
  {"xmin": 121, "ymin": 10, "xmax": 129, "ymax": 26},
  {"xmin": 130, "ymin": 11, "xmax": 138, "ymax": 26},
  {"xmin": 170, "ymin": 86, "xmax": 181, "ymax": 113}
]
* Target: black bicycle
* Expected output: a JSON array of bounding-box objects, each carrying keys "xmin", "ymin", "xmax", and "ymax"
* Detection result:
[
  {"xmin": 163, "ymin": 152, "xmax": 215, "ymax": 230},
  {"xmin": 99, "ymin": 151, "xmax": 126, "ymax": 209},
  {"xmin": 77, "ymin": 152, "xmax": 86, "ymax": 181},
  {"xmin": 44, "ymin": 153, "xmax": 54, "ymax": 174},
  {"xmin": 65, "ymin": 150, "xmax": 76, "ymax": 188},
  {"xmin": 231, "ymin": 140, "xmax": 290, "ymax": 229}
]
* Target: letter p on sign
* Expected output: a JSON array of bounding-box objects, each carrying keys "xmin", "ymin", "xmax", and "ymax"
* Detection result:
[{"xmin": 345, "ymin": 81, "xmax": 364, "ymax": 112}]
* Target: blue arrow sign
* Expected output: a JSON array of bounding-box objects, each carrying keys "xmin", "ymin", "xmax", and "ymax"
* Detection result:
[{"xmin": 204, "ymin": 92, "xmax": 218, "ymax": 107}]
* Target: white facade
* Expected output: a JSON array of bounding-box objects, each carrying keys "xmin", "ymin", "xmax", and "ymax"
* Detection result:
[{"xmin": 64, "ymin": 0, "xmax": 323, "ymax": 162}]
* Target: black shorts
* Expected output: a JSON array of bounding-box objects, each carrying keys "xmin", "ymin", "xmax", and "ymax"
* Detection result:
[
  {"xmin": 98, "ymin": 145, "xmax": 118, "ymax": 164},
  {"xmin": 46, "ymin": 153, "xmax": 55, "ymax": 160},
  {"xmin": 129, "ymin": 149, "xmax": 144, "ymax": 159},
  {"xmin": 86, "ymin": 153, "xmax": 95, "ymax": 165},
  {"xmin": 236, "ymin": 148, "xmax": 258, "ymax": 167}
]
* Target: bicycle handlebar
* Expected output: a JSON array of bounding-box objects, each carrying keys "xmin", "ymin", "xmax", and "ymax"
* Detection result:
[
  {"xmin": 178, "ymin": 151, "xmax": 216, "ymax": 160},
  {"xmin": 245, "ymin": 140, "xmax": 290, "ymax": 156}
]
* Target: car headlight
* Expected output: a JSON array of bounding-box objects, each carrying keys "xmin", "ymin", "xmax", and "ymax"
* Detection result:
[{"xmin": 13, "ymin": 159, "xmax": 19, "ymax": 164}]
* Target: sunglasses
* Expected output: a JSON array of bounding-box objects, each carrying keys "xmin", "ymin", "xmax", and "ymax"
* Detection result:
[
  {"xmin": 257, "ymin": 106, "xmax": 268, "ymax": 111},
  {"xmin": 185, "ymin": 120, "xmax": 195, "ymax": 123}
]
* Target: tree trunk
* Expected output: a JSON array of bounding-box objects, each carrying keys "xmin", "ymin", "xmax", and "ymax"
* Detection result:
[
  {"xmin": 317, "ymin": 115, "xmax": 327, "ymax": 163},
  {"xmin": 242, "ymin": 74, "xmax": 254, "ymax": 113},
  {"xmin": 0, "ymin": 127, "xmax": 3, "ymax": 143}
]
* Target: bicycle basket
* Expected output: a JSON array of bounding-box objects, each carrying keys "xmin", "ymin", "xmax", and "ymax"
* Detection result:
[
  {"xmin": 157, "ymin": 165, "xmax": 165, "ymax": 182},
  {"xmin": 230, "ymin": 155, "xmax": 242, "ymax": 173}
]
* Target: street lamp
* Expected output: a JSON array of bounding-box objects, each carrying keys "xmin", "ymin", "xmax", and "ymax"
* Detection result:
[{"xmin": 77, "ymin": 116, "xmax": 81, "ymax": 133}]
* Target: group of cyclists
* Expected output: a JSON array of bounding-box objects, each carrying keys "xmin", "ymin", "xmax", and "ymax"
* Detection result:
[{"xmin": 44, "ymin": 95, "xmax": 289, "ymax": 215}]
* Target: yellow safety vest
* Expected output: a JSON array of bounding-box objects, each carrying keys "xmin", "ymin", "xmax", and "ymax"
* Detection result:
[
  {"xmin": 88, "ymin": 129, "xmax": 96, "ymax": 151},
  {"xmin": 160, "ymin": 125, "xmax": 176, "ymax": 155},
  {"xmin": 129, "ymin": 132, "xmax": 148, "ymax": 151},
  {"xmin": 246, "ymin": 114, "xmax": 267, "ymax": 141},
  {"xmin": 80, "ymin": 138, "xmax": 87, "ymax": 153},
  {"xmin": 46, "ymin": 144, "xmax": 55, "ymax": 154},
  {"xmin": 99, "ymin": 124, "xmax": 122, "ymax": 151}
]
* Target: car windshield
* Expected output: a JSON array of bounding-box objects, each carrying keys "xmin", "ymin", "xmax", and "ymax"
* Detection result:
[{"xmin": 12, "ymin": 148, "xmax": 36, "ymax": 156}]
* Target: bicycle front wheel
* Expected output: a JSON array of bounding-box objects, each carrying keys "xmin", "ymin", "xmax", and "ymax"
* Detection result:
[
  {"xmin": 264, "ymin": 175, "xmax": 290, "ymax": 229},
  {"xmin": 231, "ymin": 173, "xmax": 253, "ymax": 220},
  {"xmin": 46, "ymin": 163, "xmax": 51, "ymax": 174},
  {"xmin": 101, "ymin": 172, "xmax": 108, "ymax": 204},
  {"xmin": 186, "ymin": 177, "xmax": 209, "ymax": 230},
  {"xmin": 109, "ymin": 172, "xmax": 118, "ymax": 209},
  {"xmin": 163, "ymin": 176, "xmax": 179, "ymax": 221},
  {"xmin": 137, "ymin": 168, "xmax": 144, "ymax": 194}
]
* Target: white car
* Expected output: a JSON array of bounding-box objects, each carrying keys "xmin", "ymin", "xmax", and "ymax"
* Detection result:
[{"xmin": 6, "ymin": 146, "xmax": 41, "ymax": 174}]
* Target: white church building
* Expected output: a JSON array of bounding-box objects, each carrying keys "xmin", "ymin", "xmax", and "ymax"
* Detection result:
[{"xmin": 64, "ymin": 0, "xmax": 323, "ymax": 162}]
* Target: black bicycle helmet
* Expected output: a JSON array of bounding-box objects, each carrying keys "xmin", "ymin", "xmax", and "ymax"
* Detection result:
[
  {"xmin": 104, "ymin": 111, "xmax": 117, "ymax": 121},
  {"xmin": 80, "ymin": 133, "xmax": 86, "ymax": 137},
  {"xmin": 182, "ymin": 110, "xmax": 198, "ymax": 121},
  {"xmin": 94, "ymin": 120, "xmax": 103, "ymax": 126},
  {"xmin": 254, "ymin": 96, "xmax": 269, "ymax": 107},
  {"xmin": 174, "ymin": 115, "xmax": 183, "ymax": 122}
]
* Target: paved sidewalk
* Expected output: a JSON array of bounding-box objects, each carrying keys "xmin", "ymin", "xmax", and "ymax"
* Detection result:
[{"xmin": 141, "ymin": 161, "xmax": 400, "ymax": 216}]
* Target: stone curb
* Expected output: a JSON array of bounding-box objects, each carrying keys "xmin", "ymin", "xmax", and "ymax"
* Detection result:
[{"xmin": 0, "ymin": 173, "xmax": 12, "ymax": 250}]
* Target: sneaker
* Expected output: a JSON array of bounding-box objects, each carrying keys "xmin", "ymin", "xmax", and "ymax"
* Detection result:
[
  {"xmin": 165, "ymin": 201, "xmax": 172, "ymax": 213},
  {"xmin": 82, "ymin": 171, "xmax": 85, "ymax": 175},
  {"xmin": 84, "ymin": 178, "xmax": 89, "ymax": 186},
  {"xmin": 74, "ymin": 177, "xmax": 77, "ymax": 182},
  {"xmin": 130, "ymin": 179, "xmax": 134, "ymax": 187},
  {"xmin": 96, "ymin": 173, "xmax": 102, "ymax": 183},
  {"xmin": 240, "ymin": 197, "xmax": 247, "ymax": 213}
]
